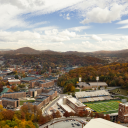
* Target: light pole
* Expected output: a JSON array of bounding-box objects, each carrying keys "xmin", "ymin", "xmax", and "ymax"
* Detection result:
[{"xmin": 96, "ymin": 76, "xmax": 99, "ymax": 90}]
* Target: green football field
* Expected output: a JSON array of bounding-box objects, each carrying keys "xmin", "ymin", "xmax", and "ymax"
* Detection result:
[{"xmin": 85, "ymin": 101, "xmax": 121, "ymax": 114}]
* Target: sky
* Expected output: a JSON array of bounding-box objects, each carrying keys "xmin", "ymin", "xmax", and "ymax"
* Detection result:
[{"xmin": 0, "ymin": 0, "xmax": 128, "ymax": 52}]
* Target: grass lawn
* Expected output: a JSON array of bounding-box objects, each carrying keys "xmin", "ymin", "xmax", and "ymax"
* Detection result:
[
  {"xmin": 110, "ymin": 88, "xmax": 128, "ymax": 96},
  {"xmin": 75, "ymin": 89, "xmax": 80, "ymax": 92},
  {"xmin": 20, "ymin": 100, "xmax": 35, "ymax": 105},
  {"xmin": 114, "ymin": 96, "xmax": 128, "ymax": 101},
  {"xmin": 84, "ymin": 100, "xmax": 121, "ymax": 114}
]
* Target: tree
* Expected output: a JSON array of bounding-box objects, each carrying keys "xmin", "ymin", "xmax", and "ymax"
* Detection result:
[
  {"xmin": 63, "ymin": 111, "xmax": 70, "ymax": 118},
  {"xmin": 2, "ymin": 110, "xmax": 14, "ymax": 120},
  {"xmin": 15, "ymin": 75, "xmax": 19, "ymax": 79}
]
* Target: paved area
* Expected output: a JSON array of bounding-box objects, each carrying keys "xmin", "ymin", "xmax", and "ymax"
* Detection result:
[
  {"xmin": 49, "ymin": 120, "xmax": 83, "ymax": 128},
  {"xmin": 47, "ymin": 103, "xmax": 64, "ymax": 116},
  {"xmin": 39, "ymin": 116, "xmax": 88, "ymax": 128},
  {"xmin": 43, "ymin": 94, "xmax": 67, "ymax": 115}
]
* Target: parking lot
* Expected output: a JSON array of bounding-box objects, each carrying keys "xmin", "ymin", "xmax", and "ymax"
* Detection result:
[
  {"xmin": 49, "ymin": 120, "xmax": 82, "ymax": 128},
  {"xmin": 47, "ymin": 103, "xmax": 64, "ymax": 116}
]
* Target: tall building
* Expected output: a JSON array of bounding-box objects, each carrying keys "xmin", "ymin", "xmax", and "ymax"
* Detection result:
[
  {"xmin": 118, "ymin": 102, "xmax": 128, "ymax": 123},
  {"xmin": 49, "ymin": 67, "xmax": 51, "ymax": 75}
]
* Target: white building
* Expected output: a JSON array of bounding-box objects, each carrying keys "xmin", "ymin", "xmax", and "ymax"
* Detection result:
[{"xmin": 84, "ymin": 118, "xmax": 126, "ymax": 128}]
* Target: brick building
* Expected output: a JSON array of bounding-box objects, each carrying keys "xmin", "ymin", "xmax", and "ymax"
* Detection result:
[
  {"xmin": 2, "ymin": 92, "xmax": 26, "ymax": 99},
  {"xmin": 40, "ymin": 90, "xmax": 58, "ymax": 101},
  {"xmin": 57, "ymin": 95, "xmax": 85, "ymax": 114},
  {"xmin": 28, "ymin": 88, "xmax": 44, "ymax": 97},
  {"xmin": 30, "ymin": 79, "xmax": 54, "ymax": 88},
  {"xmin": 21, "ymin": 77, "xmax": 38, "ymax": 83},
  {"xmin": 118, "ymin": 103, "xmax": 128, "ymax": 123},
  {"xmin": 24, "ymin": 91, "xmax": 57, "ymax": 109},
  {"xmin": 8, "ymin": 79, "xmax": 21, "ymax": 85},
  {"xmin": 39, "ymin": 80, "xmax": 54, "ymax": 88},
  {"xmin": 1, "ymin": 97, "xmax": 20, "ymax": 108}
]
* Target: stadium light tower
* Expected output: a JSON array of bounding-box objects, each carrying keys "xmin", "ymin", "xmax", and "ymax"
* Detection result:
[{"xmin": 96, "ymin": 76, "xmax": 99, "ymax": 90}]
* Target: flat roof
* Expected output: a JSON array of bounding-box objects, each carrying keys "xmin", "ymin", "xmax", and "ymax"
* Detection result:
[
  {"xmin": 57, "ymin": 98, "xmax": 75, "ymax": 113},
  {"xmin": 41, "ymin": 90, "xmax": 55, "ymax": 95},
  {"xmin": 67, "ymin": 96, "xmax": 85, "ymax": 107},
  {"xmin": 36, "ymin": 96, "xmax": 49, "ymax": 101},
  {"xmin": 84, "ymin": 118, "xmax": 126, "ymax": 128},
  {"xmin": 8, "ymin": 79, "xmax": 20, "ymax": 82},
  {"xmin": 32, "ymin": 101, "xmax": 41, "ymax": 106},
  {"xmin": 21, "ymin": 77, "xmax": 37, "ymax": 81},
  {"xmin": 1, "ymin": 97, "xmax": 19, "ymax": 101},
  {"xmin": 5, "ymin": 91, "xmax": 25, "ymax": 94}
]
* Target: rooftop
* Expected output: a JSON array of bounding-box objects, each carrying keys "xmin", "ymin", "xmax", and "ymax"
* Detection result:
[
  {"xmin": 84, "ymin": 118, "xmax": 126, "ymax": 128},
  {"xmin": 41, "ymin": 90, "xmax": 55, "ymax": 95},
  {"xmin": 21, "ymin": 77, "xmax": 37, "ymax": 81},
  {"xmin": 1, "ymin": 97, "xmax": 19, "ymax": 101},
  {"xmin": 32, "ymin": 101, "xmax": 41, "ymax": 106},
  {"xmin": 66, "ymin": 95, "xmax": 85, "ymax": 107},
  {"xmin": 36, "ymin": 96, "xmax": 49, "ymax": 101},
  {"xmin": 0, "ymin": 88, "xmax": 9, "ymax": 96}
]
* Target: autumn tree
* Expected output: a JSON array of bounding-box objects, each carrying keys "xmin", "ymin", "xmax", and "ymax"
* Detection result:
[{"xmin": 2, "ymin": 110, "xmax": 14, "ymax": 120}]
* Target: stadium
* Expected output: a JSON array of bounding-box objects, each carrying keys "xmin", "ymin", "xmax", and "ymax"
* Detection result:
[{"xmin": 75, "ymin": 90, "xmax": 121, "ymax": 114}]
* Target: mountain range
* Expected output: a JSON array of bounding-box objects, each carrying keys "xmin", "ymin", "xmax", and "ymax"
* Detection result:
[{"xmin": 0, "ymin": 47, "xmax": 128, "ymax": 59}]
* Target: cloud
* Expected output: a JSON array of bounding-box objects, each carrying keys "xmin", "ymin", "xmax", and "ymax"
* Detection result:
[
  {"xmin": 91, "ymin": 35, "xmax": 102, "ymax": 41},
  {"xmin": 66, "ymin": 13, "xmax": 70, "ymax": 20},
  {"xmin": 68, "ymin": 26, "xmax": 91, "ymax": 32},
  {"xmin": 60, "ymin": 29, "xmax": 76, "ymax": 37},
  {"xmin": 34, "ymin": 26, "xmax": 58, "ymax": 32},
  {"xmin": 80, "ymin": 3, "xmax": 125, "ymax": 24},
  {"xmin": 117, "ymin": 19, "xmax": 128, "ymax": 29}
]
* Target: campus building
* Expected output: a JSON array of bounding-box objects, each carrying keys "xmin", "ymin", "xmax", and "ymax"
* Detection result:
[
  {"xmin": 1, "ymin": 91, "xmax": 26, "ymax": 99},
  {"xmin": 30, "ymin": 79, "xmax": 54, "ymax": 88},
  {"xmin": 1, "ymin": 97, "xmax": 20, "ymax": 108},
  {"xmin": 118, "ymin": 102, "xmax": 128, "ymax": 123},
  {"xmin": 21, "ymin": 77, "xmax": 38, "ymax": 83},
  {"xmin": 8, "ymin": 79, "xmax": 21, "ymax": 85},
  {"xmin": 24, "ymin": 90, "xmax": 58, "ymax": 109},
  {"xmin": 57, "ymin": 95, "xmax": 85, "ymax": 114},
  {"xmin": 84, "ymin": 118, "xmax": 126, "ymax": 128},
  {"xmin": 76, "ymin": 82, "xmax": 108, "ymax": 90}
]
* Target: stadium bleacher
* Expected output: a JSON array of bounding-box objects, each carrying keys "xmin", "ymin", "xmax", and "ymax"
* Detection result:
[{"xmin": 76, "ymin": 90, "xmax": 113, "ymax": 103}]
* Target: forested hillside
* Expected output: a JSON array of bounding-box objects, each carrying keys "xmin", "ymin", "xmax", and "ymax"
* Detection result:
[
  {"xmin": 3, "ymin": 54, "xmax": 106, "ymax": 68},
  {"xmin": 57, "ymin": 63, "xmax": 128, "ymax": 92}
]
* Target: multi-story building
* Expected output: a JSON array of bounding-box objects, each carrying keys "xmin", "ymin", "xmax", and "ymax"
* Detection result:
[
  {"xmin": 2, "ymin": 92, "xmax": 26, "ymax": 99},
  {"xmin": 30, "ymin": 79, "xmax": 54, "ymax": 88},
  {"xmin": 118, "ymin": 102, "xmax": 128, "ymax": 123},
  {"xmin": 8, "ymin": 79, "xmax": 21, "ymax": 85},
  {"xmin": 1, "ymin": 97, "xmax": 20, "ymax": 108},
  {"xmin": 41, "ymin": 90, "xmax": 58, "ymax": 101},
  {"xmin": 58, "ymin": 95, "xmax": 85, "ymax": 114},
  {"xmin": 21, "ymin": 77, "xmax": 38, "ymax": 83}
]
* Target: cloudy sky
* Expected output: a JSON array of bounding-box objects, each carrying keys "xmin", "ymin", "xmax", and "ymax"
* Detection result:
[{"xmin": 0, "ymin": 0, "xmax": 128, "ymax": 52}]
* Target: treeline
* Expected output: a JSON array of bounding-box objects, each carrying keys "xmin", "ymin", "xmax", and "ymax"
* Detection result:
[
  {"xmin": 3, "ymin": 54, "xmax": 106, "ymax": 69},
  {"xmin": 57, "ymin": 63, "xmax": 128, "ymax": 92},
  {"xmin": 0, "ymin": 104, "xmax": 39, "ymax": 128}
]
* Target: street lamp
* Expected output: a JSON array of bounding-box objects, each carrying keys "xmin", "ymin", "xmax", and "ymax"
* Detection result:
[{"xmin": 96, "ymin": 76, "xmax": 99, "ymax": 90}]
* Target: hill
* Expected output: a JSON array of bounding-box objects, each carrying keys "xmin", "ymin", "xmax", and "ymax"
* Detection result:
[
  {"xmin": 0, "ymin": 47, "xmax": 41, "ymax": 55},
  {"xmin": 1, "ymin": 47, "xmax": 128, "ymax": 60}
]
